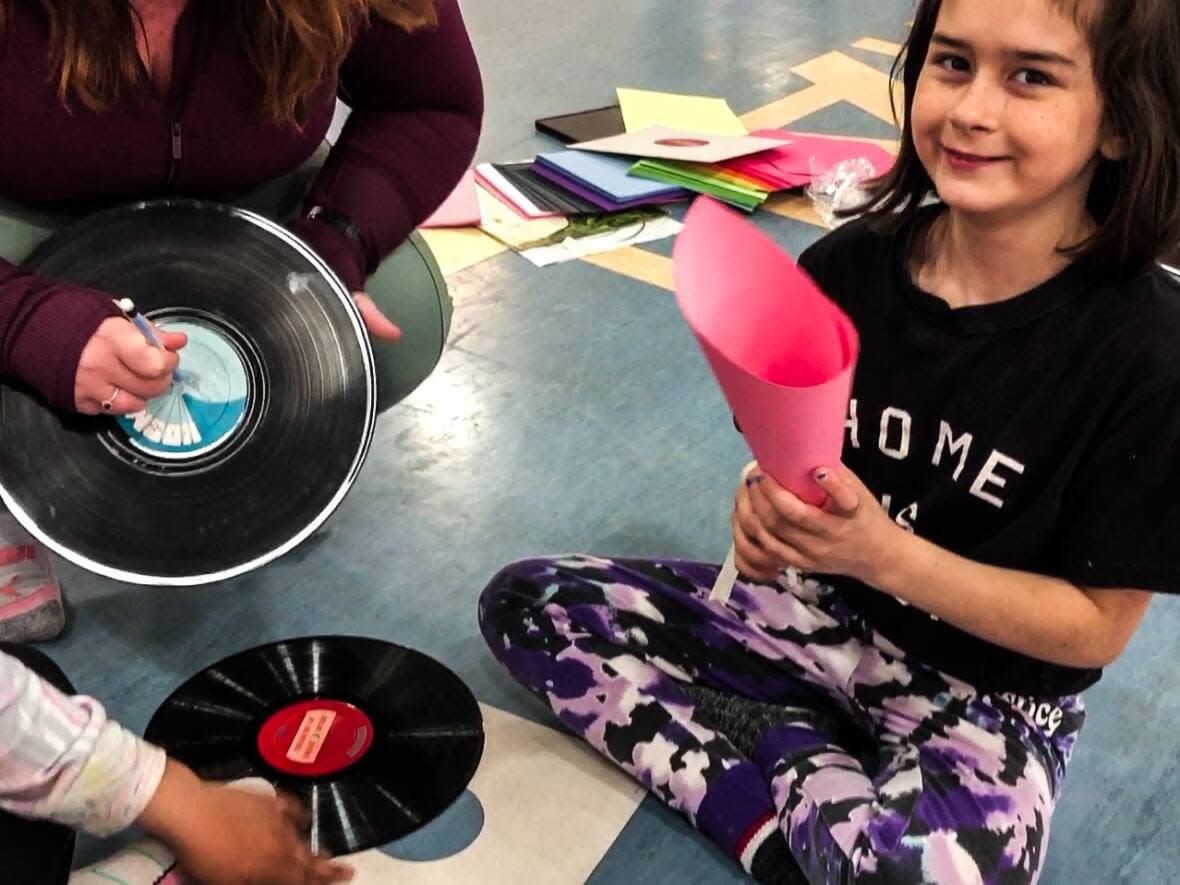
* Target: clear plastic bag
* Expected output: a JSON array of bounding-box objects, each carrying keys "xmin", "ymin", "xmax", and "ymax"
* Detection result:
[{"xmin": 806, "ymin": 156, "xmax": 879, "ymax": 229}]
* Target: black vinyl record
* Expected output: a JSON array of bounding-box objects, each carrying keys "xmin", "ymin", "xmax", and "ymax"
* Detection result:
[
  {"xmin": 0, "ymin": 200, "xmax": 376, "ymax": 585},
  {"xmin": 145, "ymin": 636, "xmax": 485, "ymax": 856}
]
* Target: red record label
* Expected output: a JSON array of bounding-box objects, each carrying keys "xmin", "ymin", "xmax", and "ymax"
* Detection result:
[{"xmin": 257, "ymin": 699, "xmax": 374, "ymax": 776}]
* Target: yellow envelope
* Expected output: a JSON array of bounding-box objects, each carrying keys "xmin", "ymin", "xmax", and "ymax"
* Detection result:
[{"xmin": 617, "ymin": 87, "xmax": 748, "ymax": 136}]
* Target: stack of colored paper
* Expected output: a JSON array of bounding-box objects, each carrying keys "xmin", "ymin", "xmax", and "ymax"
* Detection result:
[
  {"xmin": 532, "ymin": 150, "xmax": 688, "ymax": 212},
  {"xmin": 629, "ymin": 158, "xmax": 769, "ymax": 212},
  {"xmin": 623, "ymin": 131, "xmax": 798, "ymax": 209},
  {"xmin": 630, "ymin": 130, "xmax": 897, "ymax": 211},
  {"xmin": 726, "ymin": 130, "xmax": 896, "ymax": 185},
  {"xmin": 525, "ymin": 88, "xmax": 899, "ymax": 219},
  {"xmin": 475, "ymin": 162, "xmax": 605, "ymax": 219},
  {"xmin": 718, "ymin": 132, "xmax": 812, "ymax": 190}
]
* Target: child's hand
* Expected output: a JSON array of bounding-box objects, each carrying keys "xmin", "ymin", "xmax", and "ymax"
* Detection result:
[
  {"xmin": 732, "ymin": 464, "xmax": 898, "ymax": 585},
  {"xmin": 138, "ymin": 760, "xmax": 352, "ymax": 885}
]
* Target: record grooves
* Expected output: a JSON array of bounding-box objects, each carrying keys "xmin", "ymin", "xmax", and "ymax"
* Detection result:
[
  {"xmin": 0, "ymin": 200, "xmax": 377, "ymax": 586},
  {"xmin": 145, "ymin": 636, "xmax": 485, "ymax": 856}
]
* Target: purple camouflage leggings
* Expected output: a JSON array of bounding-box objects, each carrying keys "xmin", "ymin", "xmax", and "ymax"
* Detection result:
[{"xmin": 478, "ymin": 556, "xmax": 1084, "ymax": 884}]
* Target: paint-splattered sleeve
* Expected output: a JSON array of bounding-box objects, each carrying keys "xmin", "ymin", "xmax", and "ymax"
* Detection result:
[{"xmin": 0, "ymin": 650, "xmax": 166, "ymax": 835}]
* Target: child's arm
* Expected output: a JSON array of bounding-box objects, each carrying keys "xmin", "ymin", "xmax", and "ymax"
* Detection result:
[
  {"xmin": 869, "ymin": 529, "xmax": 1149, "ymax": 669},
  {"xmin": 733, "ymin": 466, "xmax": 1152, "ymax": 668},
  {"xmin": 0, "ymin": 650, "xmax": 166, "ymax": 834}
]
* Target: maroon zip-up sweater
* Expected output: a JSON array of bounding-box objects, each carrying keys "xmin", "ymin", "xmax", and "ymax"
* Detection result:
[{"xmin": 0, "ymin": 0, "xmax": 482, "ymax": 410}]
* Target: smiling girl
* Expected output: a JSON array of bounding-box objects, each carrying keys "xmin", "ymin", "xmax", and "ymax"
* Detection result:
[{"xmin": 478, "ymin": 0, "xmax": 1180, "ymax": 882}]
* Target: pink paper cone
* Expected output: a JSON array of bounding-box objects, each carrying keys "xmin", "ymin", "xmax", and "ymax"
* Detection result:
[{"xmin": 673, "ymin": 198, "xmax": 858, "ymax": 505}]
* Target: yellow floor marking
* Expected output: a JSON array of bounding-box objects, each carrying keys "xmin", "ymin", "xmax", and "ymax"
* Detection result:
[
  {"xmin": 581, "ymin": 246, "xmax": 675, "ymax": 291},
  {"xmin": 738, "ymin": 83, "xmax": 844, "ymax": 132},
  {"xmin": 790, "ymin": 51, "xmax": 900, "ymax": 126},
  {"xmin": 420, "ymin": 227, "xmax": 507, "ymax": 277},
  {"xmin": 763, "ymin": 192, "xmax": 828, "ymax": 228},
  {"xmin": 852, "ymin": 37, "xmax": 903, "ymax": 56}
]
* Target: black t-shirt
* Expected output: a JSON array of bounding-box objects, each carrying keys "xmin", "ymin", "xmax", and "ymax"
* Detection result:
[{"xmin": 793, "ymin": 205, "xmax": 1180, "ymax": 698}]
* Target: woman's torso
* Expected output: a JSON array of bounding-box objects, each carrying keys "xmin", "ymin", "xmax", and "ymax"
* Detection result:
[{"xmin": 0, "ymin": 0, "xmax": 335, "ymax": 204}]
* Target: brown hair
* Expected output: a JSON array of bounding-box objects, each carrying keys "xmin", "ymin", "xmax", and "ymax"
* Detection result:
[
  {"xmin": 1, "ymin": 0, "xmax": 437, "ymax": 124},
  {"xmin": 856, "ymin": 0, "xmax": 1180, "ymax": 279}
]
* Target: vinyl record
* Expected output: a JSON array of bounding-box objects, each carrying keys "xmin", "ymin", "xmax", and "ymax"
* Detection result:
[
  {"xmin": 0, "ymin": 200, "xmax": 376, "ymax": 585},
  {"xmin": 145, "ymin": 636, "xmax": 485, "ymax": 856}
]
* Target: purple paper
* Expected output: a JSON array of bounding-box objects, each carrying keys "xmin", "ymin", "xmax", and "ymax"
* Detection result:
[{"xmin": 531, "ymin": 163, "xmax": 686, "ymax": 211}]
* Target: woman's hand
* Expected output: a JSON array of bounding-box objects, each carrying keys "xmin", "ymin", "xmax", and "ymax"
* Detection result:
[
  {"xmin": 137, "ymin": 760, "xmax": 352, "ymax": 885},
  {"xmin": 74, "ymin": 318, "xmax": 187, "ymax": 415},
  {"xmin": 353, "ymin": 292, "xmax": 401, "ymax": 341},
  {"xmin": 732, "ymin": 464, "xmax": 899, "ymax": 585}
]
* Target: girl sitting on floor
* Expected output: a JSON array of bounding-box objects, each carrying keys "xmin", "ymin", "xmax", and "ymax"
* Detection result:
[{"xmin": 478, "ymin": 0, "xmax": 1180, "ymax": 881}]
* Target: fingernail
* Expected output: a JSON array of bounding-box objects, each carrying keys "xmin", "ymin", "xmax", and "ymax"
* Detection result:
[
  {"xmin": 744, "ymin": 474, "xmax": 764, "ymax": 487},
  {"xmin": 814, "ymin": 468, "xmax": 829, "ymax": 481}
]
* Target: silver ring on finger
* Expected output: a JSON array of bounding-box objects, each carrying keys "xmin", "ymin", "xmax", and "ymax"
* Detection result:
[{"xmin": 100, "ymin": 386, "xmax": 121, "ymax": 412}]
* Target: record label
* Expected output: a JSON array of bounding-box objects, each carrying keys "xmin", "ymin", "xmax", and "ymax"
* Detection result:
[
  {"xmin": 257, "ymin": 699, "xmax": 373, "ymax": 776},
  {"xmin": 115, "ymin": 319, "xmax": 249, "ymax": 459}
]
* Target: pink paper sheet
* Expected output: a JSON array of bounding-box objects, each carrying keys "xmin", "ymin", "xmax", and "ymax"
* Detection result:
[
  {"xmin": 673, "ymin": 198, "xmax": 858, "ymax": 505},
  {"xmin": 422, "ymin": 169, "xmax": 482, "ymax": 228},
  {"xmin": 473, "ymin": 166, "xmax": 563, "ymax": 220},
  {"xmin": 718, "ymin": 130, "xmax": 895, "ymax": 192},
  {"xmin": 753, "ymin": 130, "xmax": 896, "ymax": 177},
  {"xmin": 718, "ymin": 132, "xmax": 810, "ymax": 190}
]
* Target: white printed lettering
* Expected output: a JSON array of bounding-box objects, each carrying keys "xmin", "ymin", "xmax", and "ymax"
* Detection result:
[
  {"xmin": 933, "ymin": 421, "xmax": 973, "ymax": 482},
  {"xmin": 878, "ymin": 408, "xmax": 912, "ymax": 460},
  {"xmin": 846, "ymin": 398, "xmax": 860, "ymax": 449},
  {"xmin": 895, "ymin": 502, "xmax": 919, "ymax": 533},
  {"xmin": 969, "ymin": 451, "xmax": 1026, "ymax": 508}
]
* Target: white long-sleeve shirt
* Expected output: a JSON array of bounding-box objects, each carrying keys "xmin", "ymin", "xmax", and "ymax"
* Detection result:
[{"xmin": 0, "ymin": 650, "xmax": 166, "ymax": 834}]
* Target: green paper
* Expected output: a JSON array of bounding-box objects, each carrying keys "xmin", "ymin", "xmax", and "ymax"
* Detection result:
[{"xmin": 630, "ymin": 159, "xmax": 768, "ymax": 212}]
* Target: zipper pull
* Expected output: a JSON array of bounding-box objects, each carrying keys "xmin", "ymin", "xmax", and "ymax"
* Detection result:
[{"xmin": 170, "ymin": 122, "xmax": 183, "ymax": 160}]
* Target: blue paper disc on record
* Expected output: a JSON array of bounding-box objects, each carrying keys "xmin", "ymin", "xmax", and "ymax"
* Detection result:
[
  {"xmin": 116, "ymin": 320, "xmax": 250, "ymax": 459},
  {"xmin": 0, "ymin": 201, "xmax": 376, "ymax": 586}
]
